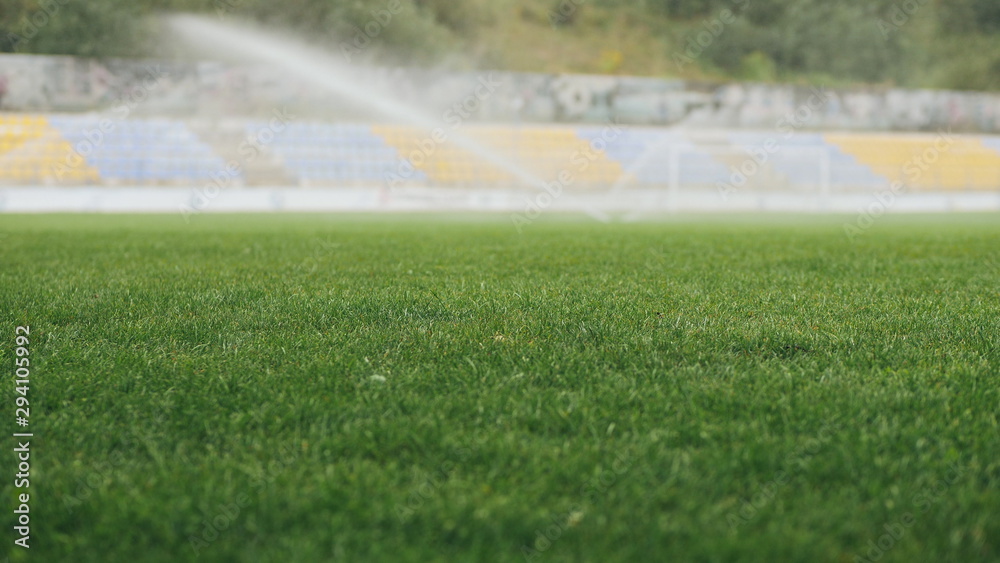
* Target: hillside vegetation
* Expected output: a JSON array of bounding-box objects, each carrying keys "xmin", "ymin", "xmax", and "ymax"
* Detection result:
[{"xmin": 2, "ymin": 0, "xmax": 1000, "ymax": 90}]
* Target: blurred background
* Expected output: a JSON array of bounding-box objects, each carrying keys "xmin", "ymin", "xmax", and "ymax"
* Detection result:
[{"xmin": 1, "ymin": 0, "xmax": 999, "ymax": 214}]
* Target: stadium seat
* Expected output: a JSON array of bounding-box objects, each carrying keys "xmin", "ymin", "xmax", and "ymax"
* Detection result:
[
  {"xmin": 826, "ymin": 133, "xmax": 1000, "ymax": 190},
  {"xmin": 6, "ymin": 113, "xmax": 1000, "ymax": 192},
  {"xmin": 45, "ymin": 116, "xmax": 233, "ymax": 185}
]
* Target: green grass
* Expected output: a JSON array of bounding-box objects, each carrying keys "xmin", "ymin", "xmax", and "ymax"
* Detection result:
[{"xmin": 1, "ymin": 213, "xmax": 998, "ymax": 562}]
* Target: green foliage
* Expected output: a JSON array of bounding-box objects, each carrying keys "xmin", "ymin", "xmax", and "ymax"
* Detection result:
[
  {"xmin": 0, "ymin": 0, "xmax": 998, "ymax": 90},
  {"xmin": 924, "ymin": 34, "xmax": 1000, "ymax": 91},
  {"xmin": 700, "ymin": 1, "xmax": 914, "ymax": 84},
  {"xmin": 0, "ymin": 0, "xmax": 147, "ymax": 58},
  {"xmin": 0, "ymin": 0, "xmax": 457, "ymax": 64},
  {"xmin": 647, "ymin": 0, "xmax": 729, "ymax": 18},
  {"xmin": 415, "ymin": 0, "xmax": 495, "ymax": 36},
  {"xmin": 938, "ymin": 0, "xmax": 1000, "ymax": 34},
  {"xmin": 738, "ymin": 50, "xmax": 777, "ymax": 81},
  {"xmin": 217, "ymin": 0, "xmax": 457, "ymax": 64}
]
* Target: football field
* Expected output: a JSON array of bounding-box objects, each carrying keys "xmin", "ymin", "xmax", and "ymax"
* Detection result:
[{"xmin": 1, "ymin": 213, "xmax": 998, "ymax": 562}]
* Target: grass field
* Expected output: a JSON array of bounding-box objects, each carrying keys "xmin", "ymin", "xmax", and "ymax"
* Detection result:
[{"xmin": 1, "ymin": 213, "xmax": 999, "ymax": 562}]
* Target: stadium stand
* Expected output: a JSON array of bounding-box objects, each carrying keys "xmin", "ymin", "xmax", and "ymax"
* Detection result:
[
  {"xmin": 3, "ymin": 113, "xmax": 1000, "ymax": 191},
  {"xmin": 373, "ymin": 125, "xmax": 622, "ymax": 188},
  {"xmin": 46, "ymin": 116, "xmax": 236, "ymax": 185},
  {"xmin": 727, "ymin": 132, "xmax": 885, "ymax": 190},
  {"xmin": 258, "ymin": 122, "xmax": 419, "ymax": 186},
  {"xmin": 825, "ymin": 133, "xmax": 1000, "ymax": 190},
  {"xmin": 0, "ymin": 114, "xmax": 99, "ymax": 184}
]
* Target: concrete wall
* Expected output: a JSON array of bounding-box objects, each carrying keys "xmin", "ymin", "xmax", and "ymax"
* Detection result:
[{"xmin": 3, "ymin": 53, "xmax": 1000, "ymax": 132}]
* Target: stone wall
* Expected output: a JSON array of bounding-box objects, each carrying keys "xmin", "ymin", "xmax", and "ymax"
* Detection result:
[{"xmin": 2, "ymin": 53, "xmax": 1000, "ymax": 132}]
